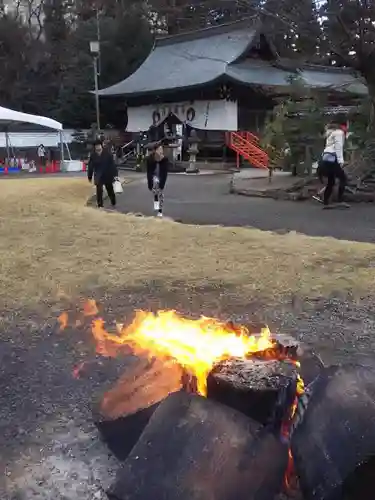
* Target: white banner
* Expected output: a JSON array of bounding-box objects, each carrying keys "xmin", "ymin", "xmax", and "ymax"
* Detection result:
[{"xmin": 127, "ymin": 100, "xmax": 238, "ymax": 132}]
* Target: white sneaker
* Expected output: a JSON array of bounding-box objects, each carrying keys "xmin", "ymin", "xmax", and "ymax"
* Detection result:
[
  {"xmin": 157, "ymin": 212, "xmax": 163, "ymax": 217},
  {"xmin": 154, "ymin": 201, "xmax": 160, "ymax": 211}
]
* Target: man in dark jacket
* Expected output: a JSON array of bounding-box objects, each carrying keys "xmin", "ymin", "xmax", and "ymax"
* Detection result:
[
  {"xmin": 146, "ymin": 142, "xmax": 169, "ymax": 217},
  {"xmin": 88, "ymin": 140, "xmax": 118, "ymax": 208}
]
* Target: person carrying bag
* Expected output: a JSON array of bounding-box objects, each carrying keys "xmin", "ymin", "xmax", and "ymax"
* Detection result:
[{"xmin": 88, "ymin": 139, "xmax": 119, "ymax": 208}]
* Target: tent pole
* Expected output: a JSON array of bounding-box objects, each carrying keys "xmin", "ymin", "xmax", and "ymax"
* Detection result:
[
  {"xmin": 5, "ymin": 128, "xmax": 10, "ymax": 162},
  {"xmin": 59, "ymin": 130, "xmax": 64, "ymax": 162},
  {"xmin": 66, "ymin": 142, "xmax": 72, "ymax": 160}
]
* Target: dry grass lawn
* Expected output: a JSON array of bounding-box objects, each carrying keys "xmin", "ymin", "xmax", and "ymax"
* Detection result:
[{"xmin": 0, "ymin": 177, "xmax": 375, "ymax": 315}]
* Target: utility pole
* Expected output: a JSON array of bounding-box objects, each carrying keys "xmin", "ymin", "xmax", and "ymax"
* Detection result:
[
  {"xmin": 96, "ymin": 6, "xmax": 101, "ymax": 76},
  {"xmin": 89, "ymin": 4, "xmax": 102, "ymax": 133},
  {"xmin": 90, "ymin": 40, "xmax": 101, "ymax": 132}
]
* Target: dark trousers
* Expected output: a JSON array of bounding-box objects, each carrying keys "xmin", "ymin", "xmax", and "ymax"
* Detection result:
[
  {"xmin": 323, "ymin": 162, "xmax": 347, "ymax": 205},
  {"xmin": 96, "ymin": 182, "xmax": 116, "ymax": 207}
]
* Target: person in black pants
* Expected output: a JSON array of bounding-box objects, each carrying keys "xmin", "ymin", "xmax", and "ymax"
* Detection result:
[
  {"xmin": 88, "ymin": 140, "xmax": 118, "ymax": 208},
  {"xmin": 322, "ymin": 161, "xmax": 347, "ymax": 206},
  {"xmin": 146, "ymin": 142, "xmax": 169, "ymax": 217},
  {"xmin": 319, "ymin": 123, "xmax": 348, "ymax": 207}
]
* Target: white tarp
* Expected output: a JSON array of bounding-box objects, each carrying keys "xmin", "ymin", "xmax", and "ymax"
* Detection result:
[
  {"xmin": 0, "ymin": 106, "xmax": 62, "ymax": 131},
  {"xmin": 127, "ymin": 100, "xmax": 238, "ymax": 132},
  {"xmin": 0, "ymin": 130, "xmax": 77, "ymax": 148}
]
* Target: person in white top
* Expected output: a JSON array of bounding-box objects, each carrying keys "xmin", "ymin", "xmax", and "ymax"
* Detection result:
[
  {"xmin": 318, "ymin": 123, "xmax": 347, "ymax": 207},
  {"xmin": 37, "ymin": 144, "xmax": 46, "ymax": 167}
]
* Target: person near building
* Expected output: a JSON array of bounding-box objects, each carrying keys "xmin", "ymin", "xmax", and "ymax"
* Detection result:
[
  {"xmin": 315, "ymin": 122, "xmax": 348, "ymax": 207},
  {"xmin": 146, "ymin": 142, "xmax": 170, "ymax": 217},
  {"xmin": 88, "ymin": 139, "xmax": 118, "ymax": 208},
  {"xmin": 314, "ymin": 123, "xmax": 348, "ymax": 204},
  {"xmin": 37, "ymin": 144, "xmax": 46, "ymax": 167}
]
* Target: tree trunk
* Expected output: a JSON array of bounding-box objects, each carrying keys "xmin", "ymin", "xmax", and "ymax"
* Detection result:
[
  {"xmin": 366, "ymin": 82, "xmax": 375, "ymax": 133},
  {"xmin": 304, "ymin": 145, "xmax": 312, "ymax": 176},
  {"xmin": 291, "ymin": 364, "xmax": 375, "ymax": 500},
  {"xmin": 108, "ymin": 391, "xmax": 288, "ymax": 500}
]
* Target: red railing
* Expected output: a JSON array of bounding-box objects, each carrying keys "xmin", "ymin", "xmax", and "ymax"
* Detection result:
[
  {"xmin": 236, "ymin": 131, "xmax": 260, "ymax": 145},
  {"xmin": 226, "ymin": 131, "xmax": 269, "ymax": 169}
]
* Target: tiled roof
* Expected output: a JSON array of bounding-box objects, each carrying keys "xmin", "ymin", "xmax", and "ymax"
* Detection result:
[
  {"xmin": 98, "ymin": 19, "xmax": 258, "ymax": 97},
  {"xmin": 98, "ymin": 19, "xmax": 367, "ymax": 97},
  {"xmin": 226, "ymin": 60, "xmax": 367, "ymax": 95}
]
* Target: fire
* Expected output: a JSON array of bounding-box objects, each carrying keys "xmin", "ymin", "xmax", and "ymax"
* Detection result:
[
  {"xmin": 83, "ymin": 299, "xmax": 99, "ymax": 317},
  {"xmin": 58, "ymin": 312, "xmax": 68, "ymax": 331},
  {"xmin": 57, "ymin": 298, "xmax": 98, "ymax": 332},
  {"xmin": 61, "ymin": 300, "xmax": 306, "ymax": 492},
  {"xmin": 72, "ymin": 361, "xmax": 86, "ymax": 379},
  {"xmin": 89, "ymin": 309, "xmax": 274, "ymax": 395}
]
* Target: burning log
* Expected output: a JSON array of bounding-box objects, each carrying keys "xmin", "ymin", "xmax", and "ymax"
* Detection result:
[
  {"xmin": 207, "ymin": 357, "xmax": 298, "ymax": 430},
  {"xmin": 95, "ymin": 357, "xmax": 184, "ymax": 461},
  {"xmin": 291, "ymin": 364, "xmax": 375, "ymax": 500},
  {"xmin": 107, "ymin": 391, "xmax": 288, "ymax": 500},
  {"xmin": 255, "ymin": 332, "xmax": 325, "ymax": 385}
]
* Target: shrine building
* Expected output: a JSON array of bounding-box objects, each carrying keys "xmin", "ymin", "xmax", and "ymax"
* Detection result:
[{"xmin": 98, "ymin": 18, "xmax": 367, "ymax": 168}]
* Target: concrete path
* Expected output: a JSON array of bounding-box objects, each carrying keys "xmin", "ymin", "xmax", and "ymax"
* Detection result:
[{"xmin": 115, "ymin": 172, "xmax": 375, "ymax": 243}]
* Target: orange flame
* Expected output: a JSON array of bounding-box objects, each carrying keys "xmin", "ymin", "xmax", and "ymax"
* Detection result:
[
  {"xmin": 100, "ymin": 358, "xmax": 184, "ymax": 419},
  {"xmin": 72, "ymin": 361, "xmax": 86, "ymax": 379},
  {"xmin": 282, "ymin": 360, "xmax": 305, "ymax": 493},
  {"xmin": 284, "ymin": 448, "xmax": 296, "ymax": 491},
  {"xmin": 57, "ymin": 299, "xmax": 98, "ymax": 331},
  {"xmin": 88, "ymin": 309, "xmax": 274, "ymax": 395},
  {"xmin": 58, "ymin": 312, "xmax": 68, "ymax": 331},
  {"xmin": 83, "ymin": 299, "xmax": 99, "ymax": 317}
]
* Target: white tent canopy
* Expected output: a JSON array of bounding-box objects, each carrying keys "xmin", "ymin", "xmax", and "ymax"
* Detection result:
[
  {"xmin": 0, "ymin": 106, "xmax": 62, "ymax": 131},
  {"xmin": 0, "ymin": 105, "xmax": 68, "ymax": 163}
]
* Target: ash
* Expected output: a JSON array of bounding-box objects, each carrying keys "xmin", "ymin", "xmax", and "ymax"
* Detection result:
[{"xmin": 4, "ymin": 417, "xmax": 118, "ymax": 500}]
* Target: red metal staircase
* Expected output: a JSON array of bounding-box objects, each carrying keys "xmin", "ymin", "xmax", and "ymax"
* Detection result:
[{"xmin": 226, "ymin": 131, "xmax": 269, "ymax": 169}]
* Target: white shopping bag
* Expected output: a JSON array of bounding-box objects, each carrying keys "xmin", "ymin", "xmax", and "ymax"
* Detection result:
[{"xmin": 113, "ymin": 179, "xmax": 123, "ymax": 194}]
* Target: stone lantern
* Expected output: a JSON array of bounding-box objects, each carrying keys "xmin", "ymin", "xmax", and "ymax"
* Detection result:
[{"xmin": 186, "ymin": 129, "xmax": 200, "ymax": 174}]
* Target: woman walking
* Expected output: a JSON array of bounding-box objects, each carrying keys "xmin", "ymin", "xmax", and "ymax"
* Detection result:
[
  {"xmin": 88, "ymin": 140, "xmax": 118, "ymax": 208},
  {"xmin": 146, "ymin": 142, "xmax": 169, "ymax": 217},
  {"xmin": 317, "ymin": 122, "xmax": 348, "ymax": 208}
]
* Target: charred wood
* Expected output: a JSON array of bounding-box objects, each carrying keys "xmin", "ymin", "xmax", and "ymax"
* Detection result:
[
  {"xmin": 94, "ymin": 357, "xmax": 183, "ymax": 461},
  {"xmin": 108, "ymin": 391, "xmax": 288, "ymax": 500},
  {"xmin": 292, "ymin": 364, "xmax": 375, "ymax": 500},
  {"xmin": 207, "ymin": 357, "xmax": 298, "ymax": 431}
]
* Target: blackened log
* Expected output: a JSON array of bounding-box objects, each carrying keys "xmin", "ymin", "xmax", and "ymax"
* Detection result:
[
  {"xmin": 298, "ymin": 350, "xmax": 324, "ymax": 386},
  {"xmin": 207, "ymin": 358, "xmax": 297, "ymax": 431},
  {"xmin": 108, "ymin": 391, "xmax": 288, "ymax": 500},
  {"xmin": 255, "ymin": 331, "xmax": 324, "ymax": 385},
  {"xmin": 95, "ymin": 357, "xmax": 183, "ymax": 461},
  {"xmin": 291, "ymin": 364, "xmax": 375, "ymax": 500}
]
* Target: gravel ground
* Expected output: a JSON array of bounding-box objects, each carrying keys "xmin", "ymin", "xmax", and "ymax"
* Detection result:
[{"xmin": 1, "ymin": 287, "xmax": 375, "ymax": 499}]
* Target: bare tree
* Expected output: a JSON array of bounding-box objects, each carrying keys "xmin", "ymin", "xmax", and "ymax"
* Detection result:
[{"xmin": 5, "ymin": 0, "xmax": 45, "ymax": 38}]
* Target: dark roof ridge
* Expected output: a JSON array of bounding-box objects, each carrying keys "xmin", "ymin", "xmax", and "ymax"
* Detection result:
[
  {"xmin": 156, "ymin": 16, "xmax": 259, "ymax": 47},
  {"xmin": 299, "ymin": 62, "xmax": 358, "ymax": 74},
  {"xmin": 273, "ymin": 58, "xmax": 362, "ymax": 75}
]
